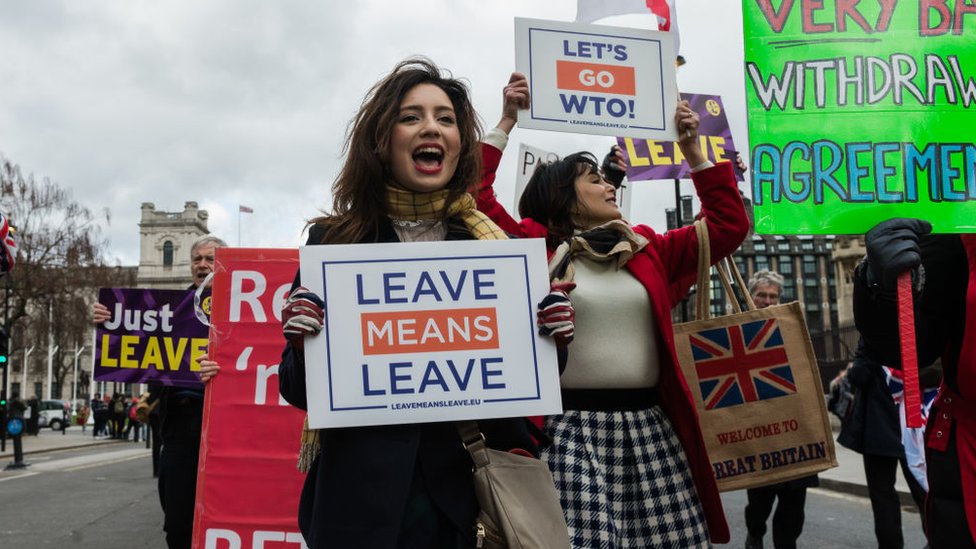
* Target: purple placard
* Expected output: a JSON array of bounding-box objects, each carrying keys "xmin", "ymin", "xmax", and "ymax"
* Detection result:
[
  {"xmin": 617, "ymin": 93, "xmax": 743, "ymax": 182},
  {"xmin": 94, "ymin": 287, "xmax": 210, "ymax": 387}
]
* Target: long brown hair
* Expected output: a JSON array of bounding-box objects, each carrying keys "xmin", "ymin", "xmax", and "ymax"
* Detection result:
[{"xmin": 312, "ymin": 57, "xmax": 482, "ymax": 244}]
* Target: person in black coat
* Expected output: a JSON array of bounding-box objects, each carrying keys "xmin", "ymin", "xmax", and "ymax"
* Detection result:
[
  {"xmin": 742, "ymin": 271, "xmax": 818, "ymax": 549},
  {"xmin": 837, "ymin": 345, "xmax": 928, "ymax": 549},
  {"xmin": 91, "ymin": 393, "xmax": 108, "ymax": 437},
  {"xmin": 277, "ymin": 58, "xmax": 541, "ymax": 549},
  {"xmin": 854, "ymin": 219, "xmax": 975, "ymax": 548}
]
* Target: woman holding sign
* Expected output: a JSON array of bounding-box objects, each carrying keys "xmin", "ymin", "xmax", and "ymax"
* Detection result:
[
  {"xmin": 476, "ymin": 74, "xmax": 749, "ymax": 547},
  {"xmin": 277, "ymin": 58, "xmax": 540, "ymax": 549}
]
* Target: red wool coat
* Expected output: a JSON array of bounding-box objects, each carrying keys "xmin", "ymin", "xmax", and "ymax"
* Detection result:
[
  {"xmin": 476, "ymin": 143, "xmax": 749, "ymax": 543},
  {"xmin": 928, "ymin": 234, "xmax": 976, "ymax": 542}
]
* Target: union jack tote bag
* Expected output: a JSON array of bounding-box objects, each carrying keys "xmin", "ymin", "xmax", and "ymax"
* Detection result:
[{"xmin": 672, "ymin": 220, "xmax": 837, "ymax": 491}]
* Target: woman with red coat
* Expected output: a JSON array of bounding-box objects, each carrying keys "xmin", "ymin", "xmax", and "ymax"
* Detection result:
[{"xmin": 475, "ymin": 74, "xmax": 748, "ymax": 548}]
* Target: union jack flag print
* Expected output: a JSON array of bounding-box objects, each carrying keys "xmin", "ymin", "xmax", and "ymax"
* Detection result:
[{"xmin": 689, "ymin": 319, "xmax": 796, "ymax": 409}]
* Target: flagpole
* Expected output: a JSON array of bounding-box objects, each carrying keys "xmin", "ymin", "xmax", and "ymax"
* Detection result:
[{"xmin": 237, "ymin": 208, "xmax": 241, "ymax": 246}]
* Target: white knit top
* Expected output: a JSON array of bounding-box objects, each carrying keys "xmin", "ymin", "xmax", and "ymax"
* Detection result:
[{"xmin": 559, "ymin": 256, "xmax": 661, "ymax": 389}]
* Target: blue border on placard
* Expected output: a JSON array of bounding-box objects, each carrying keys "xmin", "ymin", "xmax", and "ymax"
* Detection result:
[
  {"xmin": 319, "ymin": 254, "xmax": 542, "ymax": 412},
  {"xmin": 527, "ymin": 26, "xmax": 667, "ymax": 130}
]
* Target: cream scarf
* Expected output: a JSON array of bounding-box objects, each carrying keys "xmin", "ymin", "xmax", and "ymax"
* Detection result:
[{"xmin": 548, "ymin": 219, "xmax": 648, "ymax": 284}]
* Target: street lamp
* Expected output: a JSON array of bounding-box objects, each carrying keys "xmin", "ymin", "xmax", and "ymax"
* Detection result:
[
  {"xmin": 46, "ymin": 344, "xmax": 59, "ymax": 400},
  {"xmin": 73, "ymin": 346, "xmax": 85, "ymax": 402},
  {"xmin": 21, "ymin": 346, "xmax": 33, "ymax": 397}
]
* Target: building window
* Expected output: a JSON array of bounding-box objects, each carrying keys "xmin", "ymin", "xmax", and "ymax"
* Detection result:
[
  {"xmin": 801, "ymin": 240, "xmax": 814, "ymax": 251},
  {"xmin": 806, "ymin": 310, "xmax": 823, "ymax": 333},
  {"xmin": 803, "ymin": 255, "xmax": 818, "ymax": 274},
  {"xmin": 804, "ymin": 285, "xmax": 820, "ymax": 305},
  {"xmin": 777, "ymin": 240, "xmax": 791, "ymax": 252},
  {"xmin": 755, "ymin": 255, "xmax": 770, "ymax": 272},
  {"xmin": 754, "ymin": 239, "xmax": 767, "ymax": 252},
  {"xmin": 778, "ymin": 256, "xmax": 794, "ymax": 275},
  {"xmin": 163, "ymin": 241, "xmax": 174, "ymax": 268}
]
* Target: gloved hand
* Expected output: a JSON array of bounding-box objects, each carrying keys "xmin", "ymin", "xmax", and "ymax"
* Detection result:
[
  {"xmin": 601, "ymin": 146, "xmax": 626, "ymax": 189},
  {"xmin": 281, "ymin": 286, "xmax": 324, "ymax": 350},
  {"xmin": 864, "ymin": 218, "xmax": 932, "ymax": 291},
  {"xmin": 537, "ymin": 282, "xmax": 576, "ymax": 346}
]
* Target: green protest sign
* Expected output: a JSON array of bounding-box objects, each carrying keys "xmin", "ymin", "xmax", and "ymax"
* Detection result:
[{"xmin": 743, "ymin": 1, "xmax": 976, "ymax": 234}]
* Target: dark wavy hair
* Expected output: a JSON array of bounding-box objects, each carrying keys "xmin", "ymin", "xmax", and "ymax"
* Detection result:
[
  {"xmin": 312, "ymin": 57, "xmax": 483, "ymax": 244},
  {"xmin": 518, "ymin": 152, "xmax": 601, "ymax": 247}
]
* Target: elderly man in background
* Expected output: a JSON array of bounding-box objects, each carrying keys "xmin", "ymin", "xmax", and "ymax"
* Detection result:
[
  {"xmin": 93, "ymin": 234, "xmax": 224, "ymax": 549},
  {"xmin": 743, "ymin": 270, "xmax": 818, "ymax": 549}
]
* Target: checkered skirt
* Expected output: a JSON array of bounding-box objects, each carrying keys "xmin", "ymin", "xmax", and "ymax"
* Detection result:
[{"xmin": 541, "ymin": 406, "xmax": 711, "ymax": 548}]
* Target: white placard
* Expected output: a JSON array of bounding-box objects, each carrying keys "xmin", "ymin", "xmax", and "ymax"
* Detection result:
[
  {"xmin": 299, "ymin": 239, "xmax": 562, "ymax": 428},
  {"xmin": 515, "ymin": 142, "xmax": 560, "ymax": 214},
  {"xmin": 515, "ymin": 17, "xmax": 678, "ymax": 140}
]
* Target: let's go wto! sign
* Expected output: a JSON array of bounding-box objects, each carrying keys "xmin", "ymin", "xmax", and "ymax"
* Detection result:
[
  {"xmin": 300, "ymin": 239, "xmax": 562, "ymax": 428},
  {"xmin": 515, "ymin": 17, "xmax": 678, "ymax": 140}
]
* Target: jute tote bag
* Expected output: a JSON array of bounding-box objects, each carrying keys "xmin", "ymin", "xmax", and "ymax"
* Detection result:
[{"xmin": 672, "ymin": 220, "xmax": 837, "ymax": 491}]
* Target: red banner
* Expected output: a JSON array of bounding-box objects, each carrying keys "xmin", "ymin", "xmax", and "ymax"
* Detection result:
[{"xmin": 192, "ymin": 248, "xmax": 307, "ymax": 549}]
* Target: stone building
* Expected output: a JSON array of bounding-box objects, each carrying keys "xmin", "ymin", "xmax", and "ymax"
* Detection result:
[
  {"xmin": 830, "ymin": 234, "xmax": 866, "ymax": 330},
  {"xmin": 137, "ymin": 201, "xmax": 210, "ymax": 289}
]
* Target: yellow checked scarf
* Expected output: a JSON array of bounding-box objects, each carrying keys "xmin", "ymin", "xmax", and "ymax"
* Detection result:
[
  {"xmin": 297, "ymin": 187, "xmax": 508, "ymax": 473},
  {"xmin": 548, "ymin": 219, "xmax": 648, "ymax": 284}
]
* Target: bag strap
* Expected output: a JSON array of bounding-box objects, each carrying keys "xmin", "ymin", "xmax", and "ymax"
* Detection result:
[
  {"xmin": 457, "ymin": 421, "xmax": 491, "ymax": 469},
  {"xmin": 692, "ymin": 219, "xmax": 757, "ymax": 321},
  {"xmin": 694, "ymin": 219, "xmax": 711, "ymax": 321}
]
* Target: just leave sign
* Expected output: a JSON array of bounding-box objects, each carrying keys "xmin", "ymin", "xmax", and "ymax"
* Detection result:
[{"xmin": 300, "ymin": 239, "xmax": 562, "ymax": 429}]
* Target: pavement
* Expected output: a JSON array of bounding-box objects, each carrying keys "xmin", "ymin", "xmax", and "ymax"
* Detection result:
[
  {"xmin": 1, "ymin": 418, "xmax": 917, "ymax": 506},
  {"xmin": 1, "ymin": 425, "xmax": 147, "ymax": 463},
  {"xmin": 817, "ymin": 414, "xmax": 918, "ymax": 506}
]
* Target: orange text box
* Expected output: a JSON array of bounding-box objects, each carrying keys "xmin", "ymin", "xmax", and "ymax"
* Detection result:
[
  {"xmin": 556, "ymin": 60, "xmax": 636, "ymax": 95},
  {"xmin": 361, "ymin": 308, "xmax": 499, "ymax": 355}
]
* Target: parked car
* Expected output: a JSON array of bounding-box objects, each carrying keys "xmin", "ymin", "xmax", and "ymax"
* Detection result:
[{"xmin": 38, "ymin": 399, "xmax": 70, "ymax": 430}]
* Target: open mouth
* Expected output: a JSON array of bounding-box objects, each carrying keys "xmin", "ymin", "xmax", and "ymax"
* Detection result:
[{"xmin": 413, "ymin": 144, "xmax": 444, "ymax": 175}]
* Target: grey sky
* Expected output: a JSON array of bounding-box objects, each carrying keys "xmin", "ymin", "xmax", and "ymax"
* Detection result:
[{"xmin": 0, "ymin": 0, "xmax": 746, "ymax": 265}]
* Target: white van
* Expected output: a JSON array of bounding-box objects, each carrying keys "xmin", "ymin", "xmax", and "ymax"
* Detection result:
[{"xmin": 38, "ymin": 399, "xmax": 70, "ymax": 430}]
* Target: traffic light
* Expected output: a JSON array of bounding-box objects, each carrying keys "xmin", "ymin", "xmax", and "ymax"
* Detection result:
[{"xmin": 0, "ymin": 327, "xmax": 7, "ymax": 365}]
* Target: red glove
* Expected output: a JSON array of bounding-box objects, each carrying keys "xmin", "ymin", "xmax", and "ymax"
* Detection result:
[
  {"xmin": 537, "ymin": 282, "xmax": 576, "ymax": 346},
  {"xmin": 281, "ymin": 286, "xmax": 324, "ymax": 350}
]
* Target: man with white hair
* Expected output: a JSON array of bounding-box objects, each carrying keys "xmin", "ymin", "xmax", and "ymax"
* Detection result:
[
  {"xmin": 93, "ymin": 233, "xmax": 224, "ymax": 549},
  {"xmin": 743, "ymin": 270, "xmax": 816, "ymax": 549},
  {"xmin": 747, "ymin": 270, "xmax": 785, "ymax": 309}
]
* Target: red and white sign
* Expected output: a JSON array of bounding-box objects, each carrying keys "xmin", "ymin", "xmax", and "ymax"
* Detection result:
[
  {"xmin": 515, "ymin": 17, "xmax": 678, "ymax": 140},
  {"xmin": 193, "ymin": 248, "xmax": 307, "ymax": 549}
]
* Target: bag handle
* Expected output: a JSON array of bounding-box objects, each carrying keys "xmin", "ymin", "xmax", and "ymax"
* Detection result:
[
  {"xmin": 694, "ymin": 219, "xmax": 711, "ymax": 320},
  {"xmin": 692, "ymin": 219, "xmax": 757, "ymax": 321}
]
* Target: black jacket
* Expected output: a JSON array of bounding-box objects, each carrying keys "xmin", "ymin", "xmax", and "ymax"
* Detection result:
[
  {"xmin": 279, "ymin": 220, "xmax": 537, "ymax": 549},
  {"xmin": 837, "ymin": 349, "xmax": 904, "ymax": 457}
]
